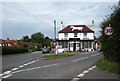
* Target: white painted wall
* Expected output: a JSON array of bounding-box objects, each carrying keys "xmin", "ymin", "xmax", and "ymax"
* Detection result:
[{"xmin": 59, "ymin": 33, "xmax": 94, "ymax": 40}]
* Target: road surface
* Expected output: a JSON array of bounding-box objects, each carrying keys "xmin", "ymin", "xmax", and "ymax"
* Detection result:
[{"xmin": 1, "ymin": 51, "xmax": 119, "ymax": 81}]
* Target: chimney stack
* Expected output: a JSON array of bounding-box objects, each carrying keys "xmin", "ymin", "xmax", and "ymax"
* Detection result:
[
  {"xmin": 92, "ymin": 20, "xmax": 94, "ymax": 31},
  {"xmin": 61, "ymin": 21, "xmax": 63, "ymax": 30}
]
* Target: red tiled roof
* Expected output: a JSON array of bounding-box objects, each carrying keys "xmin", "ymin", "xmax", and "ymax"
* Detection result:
[{"xmin": 59, "ymin": 25, "xmax": 94, "ymax": 33}]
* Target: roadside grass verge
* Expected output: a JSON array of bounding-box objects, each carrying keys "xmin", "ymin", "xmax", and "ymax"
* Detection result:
[
  {"xmin": 97, "ymin": 57, "xmax": 120, "ymax": 76},
  {"xmin": 2, "ymin": 52, "xmax": 31, "ymax": 57},
  {"xmin": 38, "ymin": 54, "xmax": 76, "ymax": 60}
]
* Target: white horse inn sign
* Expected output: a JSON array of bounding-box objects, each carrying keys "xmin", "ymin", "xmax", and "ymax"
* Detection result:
[{"xmin": 56, "ymin": 25, "xmax": 98, "ymax": 53}]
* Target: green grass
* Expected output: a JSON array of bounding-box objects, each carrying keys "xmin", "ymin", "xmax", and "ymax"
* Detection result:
[
  {"xmin": 2, "ymin": 52, "xmax": 31, "ymax": 57},
  {"xmin": 97, "ymin": 57, "xmax": 120, "ymax": 76},
  {"xmin": 40, "ymin": 54, "xmax": 75, "ymax": 59}
]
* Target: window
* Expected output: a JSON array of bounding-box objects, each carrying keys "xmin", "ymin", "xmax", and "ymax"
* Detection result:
[
  {"xmin": 84, "ymin": 42, "xmax": 88, "ymax": 48},
  {"xmin": 74, "ymin": 33, "xmax": 77, "ymax": 37},
  {"xmin": 89, "ymin": 42, "xmax": 92, "ymax": 48},
  {"xmin": 60, "ymin": 41, "xmax": 68, "ymax": 48},
  {"xmin": 64, "ymin": 42, "xmax": 68, "ymax": 48},
  {"xmin": 64, "ymin": 33, "xmax": 68, "ymax": 38},
  {"xmin": 82, "ymin": 42, "xmax": 84, "ymax": 49},
  {"xmin": 84, "ymin": 32, "xmax": 87, "ymax": 38},
  {"xmin": 14, "ymin": 42, "xmax": 16, "ymax": 45}
]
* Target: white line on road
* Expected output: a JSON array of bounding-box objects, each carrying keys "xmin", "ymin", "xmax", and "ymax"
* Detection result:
[
  {"xmin": 71, "ymin": 65, "xmax": 97, "ymax": 81},
  {"xmin": 77, "ymin": 73, "xmax": 85, "ymax": 77},
  {"xmin": 3, "ymin": 71, "xmax": 11, "ymax": 75},
  {"xmin": 2, "ymin": 74, "xmax": 12, "ymax": 78},
  {"xmin": 72, "ymin": 57, "xmax": 89, "ymax": 62},
  {"xmin": 11, "ymin": 63, "xmax": 59, "ymax": 74},
  {"xmin": 71, "ymin": 78, "xmax": 80, "ymax": 81},
  {"xmin": 18, "ymin": 65, "xmax": 24, "ymax": 68},
  {"xmin": 11, "ymin": 68, "xmax": 18, "ymax": 71},
  {"xmin": 82, "ymin": 70, "xmax": 89, "ymax": 74},
  {"xmin": 0, "ymin": 74, "xmax": 3, "ymax": 77}
]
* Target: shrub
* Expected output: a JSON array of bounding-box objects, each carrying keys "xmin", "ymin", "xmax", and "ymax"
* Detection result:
[
  {"xmin": 2, "ymin": 46, "xmax": 28, "ymax": 55},
  {"xmin": 28, "ymin": 44, "xmax": 35, "ymax": 52}
]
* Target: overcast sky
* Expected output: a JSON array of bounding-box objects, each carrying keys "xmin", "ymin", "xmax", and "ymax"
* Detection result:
[{"xmin": 2, "ymin": 2, "xmax": 118, "ymax": 40}]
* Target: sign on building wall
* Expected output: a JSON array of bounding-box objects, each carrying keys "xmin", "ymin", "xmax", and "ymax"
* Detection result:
[{"xmin": 104, "ymin": 26, "xmax": 113, "ymax": 36}]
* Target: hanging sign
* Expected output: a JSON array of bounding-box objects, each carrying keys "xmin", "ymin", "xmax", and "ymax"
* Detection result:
[{"xmin": 104, "ymin": 26, "xmax": 113, "ymax": 36}]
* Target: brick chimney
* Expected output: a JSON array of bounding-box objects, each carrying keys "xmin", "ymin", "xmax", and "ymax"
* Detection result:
[
  {"xmin": 61, "ymin": 21, "xmax": 63, "ymax": 30},
  {"xmin": 92, "ymin": 20, "xmax": 94, "ymax": 31}
]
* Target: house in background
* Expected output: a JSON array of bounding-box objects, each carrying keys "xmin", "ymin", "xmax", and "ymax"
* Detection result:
[
  {"xmin": 0, "ymin": 38, "xmax": 31, "ymax": 47},
  {"xmin": 56, "ymin": 22, "xmax": 98, "ymax": 53}
]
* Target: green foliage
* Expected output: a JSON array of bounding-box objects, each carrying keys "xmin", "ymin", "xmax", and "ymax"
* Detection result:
[
  {"xmin": 100, "ymin": 2, "xmax": 120, "ymax": 63},
  {"xmin": 40, "ymin": 54, "xmax": 75, "ymax": 58},
  {"xmin": 31, "ymin": 32, "xmax": 44, "ymax": 44},
  {"xmin": 22, "ymin": 35, "xmax": 30, "ymax": 42},
  {"xmin": 2, "ymin": 46, "xmax": 28, "ymax": 55},
  {"xmin": 97, "ymin": 57, "xmax": 120, "ymax": 76},
  {"xmin": 28, "ymin": 44, "xmax": 35, "ymax": 52},
  {"xmin": 31, "ymin": 32, "xmax": 52, "ymax": 47},
  {"xmin": 28, "ymin": 43, "xmax": 42, "ymax": 52},
  {"xmin": 24, "ymin": 44, "xmax": 28, "ymax": 48}
]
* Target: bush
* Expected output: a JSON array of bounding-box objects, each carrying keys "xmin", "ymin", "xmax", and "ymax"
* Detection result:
[
  {"xmin": 97, "ymin": 57, "xmax": 120, "ymax": 76},
  {"xmin": 100, "ymin": 3, "xmax": 120, "ymax": 63},
  {"xmin": 2, "ymin": 46, "xmax": 28, "ymax": 55},
  {"xmin": 28, "ymin": 44, "xmax": 35, "ymax": 52}
]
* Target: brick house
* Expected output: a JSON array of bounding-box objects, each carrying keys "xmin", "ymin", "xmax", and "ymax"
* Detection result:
[{"xmin": 0, "ymin": 39, "xmax": 31, "ymax": 47}]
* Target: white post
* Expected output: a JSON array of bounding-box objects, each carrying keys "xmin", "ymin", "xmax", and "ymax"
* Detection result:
[
  {"xmin": 81, "ymin": 42, "xmax": 82, "ymax": 49},
  {"xmin": 56, "ymin": 42, "xmax": 58, "ymax": 54},
  {"xmin": 96, "ymin": 42, "xmax": 97, "ymax": 50}
]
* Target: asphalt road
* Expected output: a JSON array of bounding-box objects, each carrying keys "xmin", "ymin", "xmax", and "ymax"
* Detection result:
[
  {"xmin": 1, "ymin": 51, "xmax": 119, "ymax": 80},
  {"xmin": 2, "ymin": 51, "xmax": 43, "ymax": 72}
]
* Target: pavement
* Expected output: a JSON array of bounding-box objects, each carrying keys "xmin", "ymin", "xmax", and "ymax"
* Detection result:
[{"xmin": 1, "ymin": 51, "xmax": 120, "ymax": 81}]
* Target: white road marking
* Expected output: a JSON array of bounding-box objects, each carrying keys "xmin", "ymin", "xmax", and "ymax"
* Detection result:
[
  {"xmin": 11, "ymin": 68, "xmax": 18, "ymax": 71},
  {"xmin": 73, "ymin": 57, "xmax": 89, "ymax": 62},
  {"xmin": 3, "ymin": 71, "xmax": 11, "ymax": 75},
  {"xmin": 91, "ymin": 65, "xmax": 96, "ymax": 69},
  {"xmin": 73, "ymin": 59, "xmax": 81, "ymax": 62},
  {"xmin": 77, "ymin": 73, "xmax": 85, "ymax": 77},
  {"xmin": 2, "ymin": 74, "xmax": 12, "ymax": 78},
  {"xmin": 11, "ymin": 63, "xmax": 59, "ymax": 74},
  {"xmin": 82, "ymin": 70, "xmax": 89, "ymax": 74},
  {"xmin": 19, "ymin": 60, "xmax": 39, "ymax": 68},
  {"xmin": 88, "ymin": 67, "xmax": 93, "ymax": 70},
  {"xmin": 72, "ymin": 65, "xmax": 97, "ymax": 80},
  {"xmin": 71, "ymin": 78, "xmax": 80, "ymax": 81},
  {"xmin": 18, "ymin": 65, "xmax": 24, "ymax": 68},
  {"xmin": 0, "ymin": 74, "xmax": 3, "ymax": 77},
  {"xmin": 92, "ymin": 54, "xmax": 96, "ymax": 56}
]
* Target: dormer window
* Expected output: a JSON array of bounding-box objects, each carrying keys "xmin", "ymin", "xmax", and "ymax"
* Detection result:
[
  {"xmin": 64, "ymin": 33, "xmax": 68, "ymax": 38},
  {"xmin": 84, "ymin": 32, "xmax": 87, "ymax": 38},
  {"xmin": 74, "ymin": 32, "xmax": 77, "ymax": 37}
]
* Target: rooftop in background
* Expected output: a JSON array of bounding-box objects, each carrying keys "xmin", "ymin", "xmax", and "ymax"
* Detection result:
[{"xmin": 59, "ymin": 25, "xmax": 94, "ymax": 33}]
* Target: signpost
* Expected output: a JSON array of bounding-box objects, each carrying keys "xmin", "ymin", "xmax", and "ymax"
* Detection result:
[{"xmin": 104, "ymin": 26, "xmax": 113, "ymax": 36}]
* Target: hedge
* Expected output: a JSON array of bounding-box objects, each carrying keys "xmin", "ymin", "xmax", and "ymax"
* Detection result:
[{"xmin": 2, "ymin": 46, "xmax": 28, "ymax": 55}]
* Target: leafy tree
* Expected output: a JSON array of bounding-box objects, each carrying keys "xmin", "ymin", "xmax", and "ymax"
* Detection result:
[
  {"xmin": 31, "ymin": 32, "xmax": 44, "ymax": 44},
  {"xmin": 100, "ymin": 2, "xmax": 120, "ymax": 63},
  {"xmin": 22, "ymin": 36, "xmax": 30, "ymax": 42}
]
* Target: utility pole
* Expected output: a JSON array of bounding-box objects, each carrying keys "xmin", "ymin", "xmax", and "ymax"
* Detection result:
[
  {"xmin": 54, "ymin": 20, "xmax": 57, "ymax": 54},
  {"xmin": 54, "ymin": 20, "xmax": 56, "ymax": 42}
]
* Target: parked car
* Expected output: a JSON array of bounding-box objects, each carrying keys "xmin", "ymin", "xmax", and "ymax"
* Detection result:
[{"xmin": 42, "ymin": 48, "xmax": 50, "ymax": 54}]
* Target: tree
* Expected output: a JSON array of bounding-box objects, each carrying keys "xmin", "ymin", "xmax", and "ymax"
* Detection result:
[
  {"xmin": 100, "ymin": 2, "xmax": 120, "ymax": 63},
  {"xmin": 31, "ymin": 32, "xmax": 44, "ymax": 45},
  {"xmin": 22, "ymin": 36, "xmax": 30, "ymax": 42}
]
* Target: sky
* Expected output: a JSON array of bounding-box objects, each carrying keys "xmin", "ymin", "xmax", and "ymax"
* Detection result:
[{"xmin": 2, "ymin": 1, "xmax": 118, "ymax": 40}]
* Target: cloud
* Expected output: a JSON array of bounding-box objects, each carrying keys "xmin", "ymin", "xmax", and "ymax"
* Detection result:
[{"xmin": 2, "ymin": 2, "xmax": 118, "ymax": 39}]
